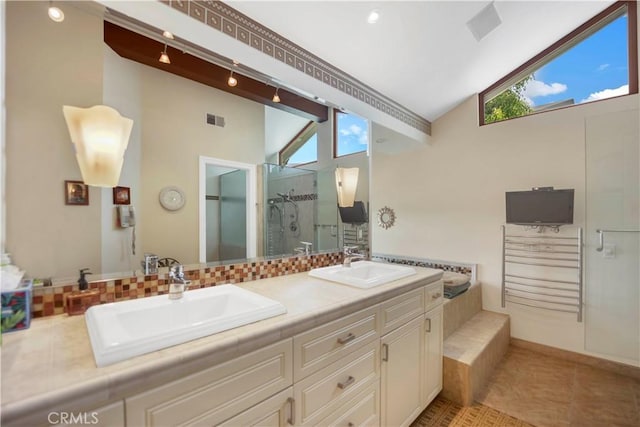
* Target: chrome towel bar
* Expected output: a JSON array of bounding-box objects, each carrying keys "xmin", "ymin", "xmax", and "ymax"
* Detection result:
[{"xmin": 596, "ymin": 229, "xmax": 640, "ymax": 252}]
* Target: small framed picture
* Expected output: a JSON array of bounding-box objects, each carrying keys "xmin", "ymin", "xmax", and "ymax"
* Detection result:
[
  {"xmin": 113, "ymin": 186, "xmax": 131, "ymax": 205},
  {"xmin": 65, "ymin": 180, "xmax": 89, "ymax": 206}
]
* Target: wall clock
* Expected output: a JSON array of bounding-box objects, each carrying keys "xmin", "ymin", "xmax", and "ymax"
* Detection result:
[{"xmin": 159, "ymin": 186, "xmax": 185, "ymax": 211}]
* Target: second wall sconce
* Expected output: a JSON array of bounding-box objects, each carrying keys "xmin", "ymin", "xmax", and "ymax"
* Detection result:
[{"xmin": 335, "ymin": 167, "xmax": 359, "ymax": 207}]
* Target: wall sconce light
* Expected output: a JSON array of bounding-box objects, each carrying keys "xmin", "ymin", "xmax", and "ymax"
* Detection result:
[
  {"xmin": 159, "ymin": 44, "xmax": 170, "ymax": 64},
  {"xmin": 227, "ymin": 70, "xmax": 238, "ymax": 87},
  {"xmin": 272, "ymin": 88, "xmax": 281, "ymax": 103},
  {"xmin": 62, "ymin": 105, "xmax": 134, "ymax": 188},
  {"xmin": 48, "ymin": 2, "xmax": 64, "ymax": 22},
  {"xmin": 335, "ymin": 167, "xmax": 359, "ymax": 207}
]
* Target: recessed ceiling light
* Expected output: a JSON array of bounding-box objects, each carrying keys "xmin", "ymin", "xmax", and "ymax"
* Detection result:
[
  {"xmin": 163, "ymin": 31, "xmax": 175, "ymax": 40},
  {"xmin": 48, "ymin": 6, "xmax": 64, "ymax": 22},
  {"xmin": 367, "ymin": 10, "xmax": 380, "ymax": 24}
]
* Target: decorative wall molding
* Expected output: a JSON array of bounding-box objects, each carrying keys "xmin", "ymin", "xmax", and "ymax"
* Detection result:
[{"xmin": 164, "ymin": 0, "xmax": 432, "ymax": 135}]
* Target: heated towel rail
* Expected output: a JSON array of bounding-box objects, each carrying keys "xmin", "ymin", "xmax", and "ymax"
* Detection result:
[{"xmin": 501, "ymin": 226, "xmax": 583, "ymax": 322}]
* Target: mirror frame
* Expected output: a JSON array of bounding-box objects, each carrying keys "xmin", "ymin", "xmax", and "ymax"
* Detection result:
[{"xmin": 198, "ymin": 156, "xmax": 258, "ymax": 262}]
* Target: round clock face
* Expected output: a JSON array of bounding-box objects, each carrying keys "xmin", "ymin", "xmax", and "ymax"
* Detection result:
[{"xmin": 159, "ymin": 186, "xmax": 185, "ymax": 211}]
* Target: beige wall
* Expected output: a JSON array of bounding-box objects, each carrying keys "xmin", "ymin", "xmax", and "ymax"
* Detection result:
[
  {"xmin": 5, "ymin": 1, "xmax": 103, "ymax": 279},
  {"xmin": 371, "ymin": 92, "xmax": 639, "ymax": 360},
  {"xmin": 139, "ymin": 65, "xmax": 265, "ymax": 265}
]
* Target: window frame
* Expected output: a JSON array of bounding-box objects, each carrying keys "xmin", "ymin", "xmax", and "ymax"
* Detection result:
[
  {"xmin": 333, "ymin": 109, "xmax": 369, "ymax": 159},
  {"xmin": 479, "ymin": 0, "xmax": 638, "ymax": 126},
  {"xmin": 278, "ymin": 121, "xmax": 318, "ymax": 166}
]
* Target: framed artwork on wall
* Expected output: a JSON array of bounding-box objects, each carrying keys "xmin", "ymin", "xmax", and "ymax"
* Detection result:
[
  {"xmin": 113, "ymin": 186, "xmax": 130, "ymax": 205},
  {"xmin": 65, "ymin": 180, "xmax": 89, "ymax": 206}
]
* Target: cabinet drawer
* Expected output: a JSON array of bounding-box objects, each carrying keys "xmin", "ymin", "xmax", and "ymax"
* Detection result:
[
  {"xmin": 380, "ymin": 287, "xmax": 425, "ymax": 335},
  {"xmin": 293, "ymin": 305, "xmax": 379, "ymax": 381},
  {"xmin": 425, "ymin": 280, "xmax": 444, "ymax": 312},
  {"xmin": 316, "ymin": 381, "xmax": 380, "ymax": 427},
  {"xmin": 126, "ymin": 339, "xmax": 293, "ymax": 426},
  {"xmin": 217, "ymin": 387, "xmax": 293, "ymax": 427},
  {"xmin": 295, "ymin": 341, "xmax": 379, "ymax": 426}
]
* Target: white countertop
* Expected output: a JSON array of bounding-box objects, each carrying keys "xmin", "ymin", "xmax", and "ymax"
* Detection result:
[{"xmin": 1, "ymin": 266, "xmax": 442, "ymax": 424}]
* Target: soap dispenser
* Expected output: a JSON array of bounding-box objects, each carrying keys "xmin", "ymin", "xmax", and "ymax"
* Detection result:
[{"xmin": 65, "ymin": 268, "xmax": 101, "ymax": 316}]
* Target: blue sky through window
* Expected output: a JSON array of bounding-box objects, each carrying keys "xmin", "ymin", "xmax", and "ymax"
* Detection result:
[
  {"xmin": 336, "ymin": 112, "xmax": 368, "ymax": 157},
  {"xmin": 287, "ymin": 133, "xmax": 317, "ymax": 165},
  {"xmin": 522, "ymin": 13, "xmax": 628, "ymax": 108}
]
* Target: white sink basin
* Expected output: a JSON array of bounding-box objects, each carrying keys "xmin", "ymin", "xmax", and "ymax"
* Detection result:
[
  {"xmin": 308, "ymin": 261, "xmax": 416, "ymax": 289},
  {"xmin": 85, "ymin": 284, "xmax": 286, "ymax": 367}
]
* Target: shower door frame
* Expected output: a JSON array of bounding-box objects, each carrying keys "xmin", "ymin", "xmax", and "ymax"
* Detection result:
[{"xmin": 198, "ymin": 156, "xmax": 257, "ymax": 263}]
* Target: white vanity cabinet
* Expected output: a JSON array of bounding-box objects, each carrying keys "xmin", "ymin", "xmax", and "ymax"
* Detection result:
[
  {"xmin": 422, "ymin": 305, "xmax": 443, "ymax": 405},
  {"xmin": 125, "ymin": 339, "xmax": 293, "ymax": 426},
  {"xmin": 380, "ymin": 315, "xmax": 425, "ymax": 427}
]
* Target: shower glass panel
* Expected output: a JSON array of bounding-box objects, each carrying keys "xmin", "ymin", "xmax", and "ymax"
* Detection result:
[
  {"xmin": 219, "ymin": 169, "xmax": 247, "ymax": 261},
  {"xmin": 585, "ymin": 109, "xmax": 639, "ymax": 363},
  {"xmin": 263, "ymin": 163, "xmax": 338, "ymax": 257}
]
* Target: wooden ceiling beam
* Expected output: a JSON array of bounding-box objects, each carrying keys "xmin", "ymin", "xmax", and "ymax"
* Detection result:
[{"xmin": 104, "ymin": 21, "xmax": 328, "ymax": 122}]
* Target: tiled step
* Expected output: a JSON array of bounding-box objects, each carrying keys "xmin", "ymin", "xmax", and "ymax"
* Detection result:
[{"xmin": 441, "ymin": 310, "xmax": 510, "ymax": 406}]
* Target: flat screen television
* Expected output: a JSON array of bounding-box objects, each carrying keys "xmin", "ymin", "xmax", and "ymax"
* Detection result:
[
  {"xmin": 505, "ymin": 189, "xmax": 574, "ymax": 226},
  {"xmin": 339, "ymin": 201, "xmax": 368, "ymax": 224}
]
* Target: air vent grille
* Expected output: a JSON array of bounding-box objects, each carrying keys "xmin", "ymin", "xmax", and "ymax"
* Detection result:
[{"xmin": 206, "ymin": 113, "xmax": 225, "ymax": 127}]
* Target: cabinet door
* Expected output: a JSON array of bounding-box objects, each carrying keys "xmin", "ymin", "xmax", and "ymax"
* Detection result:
[
  {"xmin": 422, "ymin": 306, "xmax": 443, "ymax": 407},
  {"xmin": 217, "ymin": 388, "xmax": 294, "ymax": 427},
  {"xmin": 380, "ymin": 315, "xmax": 423, "ymax": 427}
]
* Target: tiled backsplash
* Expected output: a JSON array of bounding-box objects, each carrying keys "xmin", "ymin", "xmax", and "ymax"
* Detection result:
[
  {"xmin": 32, "ymin": 252, "xmax": 343, "ymax": 318},
  {"xmin": 31, "ymin": 252, "xmax": 475, "ymax": 318},
  {"xmin": 372, "ymin": 253, "xmax": 476, "ymax": 282}
]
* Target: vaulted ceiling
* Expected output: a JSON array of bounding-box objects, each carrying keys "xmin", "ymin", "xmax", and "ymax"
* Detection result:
[{"xmin": 227, "ymin": 1, "xmax": 617, "ymax": 121}]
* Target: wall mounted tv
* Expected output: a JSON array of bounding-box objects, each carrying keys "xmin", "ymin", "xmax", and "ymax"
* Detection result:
[
  {"xmin": 338, "ymin": 201, "xmax": 368, "ymax": 224},
  {"xmin": 505, "ymin": 188, "xmax": 574, "ymax": 226}
]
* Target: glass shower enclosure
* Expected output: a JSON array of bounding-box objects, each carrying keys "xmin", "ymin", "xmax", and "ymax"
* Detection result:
[
  {"xmin": 584, "ymin": 108, "xmax": 639, "ymax": 364},
  {"xmin": 263, "ymin": 163, "xmax": 339, "ymax": 257}
]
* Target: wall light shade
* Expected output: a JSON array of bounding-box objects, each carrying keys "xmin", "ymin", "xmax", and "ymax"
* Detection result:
[
  {"xmin": 335, "ymin": 167, "xmax": 359, "ymax": 208},
  {"xmin": 62, "ymin": 105, "xmax": 133, "ymax": 188}
]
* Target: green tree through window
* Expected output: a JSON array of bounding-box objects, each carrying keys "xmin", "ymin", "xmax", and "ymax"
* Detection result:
[{"xmin": 484, "ymin": 76, "xmax": 533, "ymax": 124}]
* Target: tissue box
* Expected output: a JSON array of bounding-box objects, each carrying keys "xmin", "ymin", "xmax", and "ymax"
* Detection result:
[{"xmin": 1, "ymin": 279, "xmax": 32, "ymax": 333}]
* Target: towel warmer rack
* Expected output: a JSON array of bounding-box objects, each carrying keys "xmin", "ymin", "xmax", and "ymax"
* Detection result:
[{"xmin": 501, "ymin": 225, "xmax": 583, "ymax": 322}]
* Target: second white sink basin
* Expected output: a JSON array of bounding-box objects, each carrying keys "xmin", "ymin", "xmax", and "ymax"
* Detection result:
[
  {"xmin": 309, "ymin": 261, "xmax": 417, "ymax": 289},
  {"xmin": 85, "ymin": 284, "xmax": 286, "ymax": 367}
]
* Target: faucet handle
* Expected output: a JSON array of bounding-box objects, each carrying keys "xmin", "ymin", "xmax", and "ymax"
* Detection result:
[
  {"xmin": 344, "ymin": 245, "xmax": 359, "ymax": 255},
  {"xmin": 169, "ymin": 264, "xmax": 184, "ymax": 279}
]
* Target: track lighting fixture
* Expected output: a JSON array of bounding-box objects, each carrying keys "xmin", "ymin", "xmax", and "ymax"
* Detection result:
[
  {"xmin": 159, "ymin": 44, "xmax": 170, "ymax": 64},
  {"xmin": 48, "ymin": 2, "xmax": 64, "ymax": 22},
  {"xmin": 227, "ymin": 70, "xmax": 238, "ymax": 87},
  {"xmin": 272, "ymin": 88, "xmax": 281, "ymax": 103}
]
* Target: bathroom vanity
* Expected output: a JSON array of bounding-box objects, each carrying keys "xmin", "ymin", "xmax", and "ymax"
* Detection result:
[{"xmin": 1, "ymin": 267, "xmax": 443, "ymax": 426}]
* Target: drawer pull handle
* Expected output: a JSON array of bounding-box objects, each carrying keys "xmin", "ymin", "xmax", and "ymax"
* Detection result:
[
  {"xmin": 287, "ymin": 397, "xmax": 295, "ymax": 425},
  {"xmin": 338, "ymin": 375, "xmax": 355, "ymax": 389},
  {"xmin": 337, "ymin": 333, "xmax": 356, "ymax": 345},
  {"xmin": 426, "ymin": 318, "xmax": 432, "ymax": 333},
  {"xmin": 382, "ymin": 343, "xmax": 389, "ymax": 362},
  {"xmin": 432, "ymin": 293, "xmax": 441, "ymax": 299}
]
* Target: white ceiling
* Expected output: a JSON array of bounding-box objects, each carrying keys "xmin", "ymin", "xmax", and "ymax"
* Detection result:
[{"xmin": 228, "ymin": 0, "xmax": 616, "ymax": 122}]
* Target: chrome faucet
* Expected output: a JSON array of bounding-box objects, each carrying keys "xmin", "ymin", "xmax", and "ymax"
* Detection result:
[
  {"xmin": 168, "ymin": 264, "xmax": 191, "ymax": 300},
  {"xmin": 343, "ymin": 245, "xmax": 366, "ymax": 267},
  {"xmin": 294, "ymin": 241, "xmax": 313, "ymax": 256}
]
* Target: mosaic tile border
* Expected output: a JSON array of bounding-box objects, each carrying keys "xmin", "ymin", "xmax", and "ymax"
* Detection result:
[
  {"xmin": 31, "ymin": 251, "xmax": 343, "ymax": 318},
  {"xmin": 164, "ymin": 0, "xmax": 431, "ymax": 135},
  {"xmin": 372, "ymin": 253, "xmax": 477, "ymax": 282},
  {"xmin": 268, "ymin": 193, "xmax": 318, "ymax": 204}
]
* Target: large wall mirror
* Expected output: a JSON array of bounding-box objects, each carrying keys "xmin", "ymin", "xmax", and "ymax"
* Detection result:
[{"xmin": 4, "ymin": 1, "xmax": 378, "ymax": 282}]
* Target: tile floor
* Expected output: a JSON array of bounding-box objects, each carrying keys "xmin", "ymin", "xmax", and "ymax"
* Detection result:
[{"xmin": 476, "ymin": 345, "xmax": 640, "ymax": 427}]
